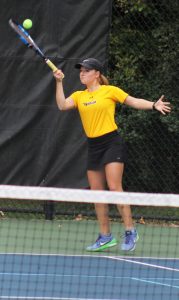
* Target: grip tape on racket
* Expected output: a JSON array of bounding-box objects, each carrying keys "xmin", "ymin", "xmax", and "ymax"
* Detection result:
[
  {"xmin": 45, "ymin": 59, "xmax": 64, "ymax": 79},
  {"xmin": 45, "ymin": 59, "xmax": 58, "ymax": 72}
]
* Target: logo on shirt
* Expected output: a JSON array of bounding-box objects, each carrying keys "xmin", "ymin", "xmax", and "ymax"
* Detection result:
[{"xmin": 83, "ymin": 100, "xmax": 96, "ymax": 106}]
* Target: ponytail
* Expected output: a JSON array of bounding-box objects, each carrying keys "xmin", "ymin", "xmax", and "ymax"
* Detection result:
[{"xmin": 99, "ymin": 74, "xmax": 109, "ymax": 85}]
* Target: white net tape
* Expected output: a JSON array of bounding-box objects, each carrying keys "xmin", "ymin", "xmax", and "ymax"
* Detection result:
[{"xmin": 0, "ymin": 185, "xmax": 178, "ymax": 207}]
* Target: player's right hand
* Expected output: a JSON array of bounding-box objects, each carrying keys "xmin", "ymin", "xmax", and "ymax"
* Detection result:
[{"xmin": 53, "ymin": 69, "xmax": 64, "ymax": 82}]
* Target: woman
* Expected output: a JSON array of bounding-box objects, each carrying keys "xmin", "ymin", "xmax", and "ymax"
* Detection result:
[{"xmin": 53, "ymin": 58, "xmax": 171, "ymax": 252}]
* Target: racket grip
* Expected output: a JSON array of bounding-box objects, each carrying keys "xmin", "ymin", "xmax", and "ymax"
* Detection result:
[{"xmin": 45, "ymin": 59, "xmax": 58, "ymax": 72}]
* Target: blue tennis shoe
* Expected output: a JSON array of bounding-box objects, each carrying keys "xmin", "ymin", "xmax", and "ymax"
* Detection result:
[
  {"xmin": 121, "ymin": 229, "xmax": 139, "ymax": 251},
  {"xmin": 86, "ymin": 233, "xmax": 117, "ymax": 252}
]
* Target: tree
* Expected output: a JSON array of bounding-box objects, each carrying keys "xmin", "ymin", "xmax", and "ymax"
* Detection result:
[{"xmin": 108, "ymin": 0, "xmax": 179, "ymax": 193}]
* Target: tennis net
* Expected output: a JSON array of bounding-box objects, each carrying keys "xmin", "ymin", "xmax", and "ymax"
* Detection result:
[{"xmin": 0, "ymin": 184, "xmax": 179, "ymax": 300}]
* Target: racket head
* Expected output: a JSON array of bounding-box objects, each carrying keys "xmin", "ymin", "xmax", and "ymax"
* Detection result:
[
  {"xmin": 9, "ymin": 19, "xmax": 59, "ymax": 73},
  {"xmin": 9, "ymin": 19, "xmax": 45, "ymax": 58},
  {"xmin": 9, "ymin": 19, "xmax": 31, "ymax": 46}
]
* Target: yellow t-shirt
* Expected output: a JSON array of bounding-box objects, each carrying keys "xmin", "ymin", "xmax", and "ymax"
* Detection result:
[{"xmin": 70, "ymin": 85, "xmax": 128, "ymax": 138}]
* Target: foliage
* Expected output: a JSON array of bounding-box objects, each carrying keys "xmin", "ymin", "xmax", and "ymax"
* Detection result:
[{"xmin": 108, "ymin": 0, "xmax": 179, "ymax": 193}]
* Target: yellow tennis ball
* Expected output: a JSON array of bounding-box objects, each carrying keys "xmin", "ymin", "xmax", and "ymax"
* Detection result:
[{"xmin": 23, "ymin": 19, "xmax": 33, "ymax": 30}]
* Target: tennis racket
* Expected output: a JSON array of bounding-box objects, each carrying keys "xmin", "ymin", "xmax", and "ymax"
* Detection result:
[{"xmin": 9, "ymin": 19, "xmax": 58, "ymax": 72}]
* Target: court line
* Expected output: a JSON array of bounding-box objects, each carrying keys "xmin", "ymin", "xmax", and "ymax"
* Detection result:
[
  {"xmin": 1, "ymin": 253, "xmax": 179, "ymax": 274},
  {"xmin": 141, "ymin": 278, "xmax": 179, "ymax": 281},
  {"xmin": 132, "ymin": 277, "xmax": 179, "ymax": 289},
  {"xmin": 1, "ymin": 254, "xmax": 179, "ymax": 275},
  {"xmin": 0, "ymin": 272, "xmax": 136, "ymax": 280},
  {"xmin": 1, "ymin": 254, "xmax": 178, "ymax": 300},
  {"xmin": 0, "ymin": 252, "xmax": 179, "ymax": 260},
  {"xmin": 1, "ymin": 272, "xmax": 179, "ymax": 282},
  {"xmin": 107, "ymin": 256, "xmax": 179, "ymax": 272},
  {"xmin": 0, "ymin": 297, "xmax": 126, "ymax": 300}
]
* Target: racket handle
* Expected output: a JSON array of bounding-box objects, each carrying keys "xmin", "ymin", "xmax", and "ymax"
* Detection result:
[{"xmin": 45, "ymin": 59, "xmax": 58, "ymax": 72}]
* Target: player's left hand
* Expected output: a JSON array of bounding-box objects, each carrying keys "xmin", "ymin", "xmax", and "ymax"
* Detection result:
[{"xmin": 154, "ymin": 95, "xmax": 171, "ymax": 115}]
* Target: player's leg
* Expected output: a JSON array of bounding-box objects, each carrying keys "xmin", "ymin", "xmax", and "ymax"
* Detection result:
[
  {"xmin": 105, "ymin": 162, "xmax": 138, "ymax": 251},
  {"xmin": 88, "ymin": 169, "xmax": 108, "ymax": 234},
  {"xmin": 86, "ymin": 169, "xmax": 117, "ymax": 251},
  {"xmin": 105, "ymin": 162, "xmax": 133, "ymax": 228}
]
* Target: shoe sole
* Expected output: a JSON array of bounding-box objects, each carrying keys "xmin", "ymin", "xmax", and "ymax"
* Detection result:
[
  {"xmin": 86, "ymin": 240, "xmax": 118, "ymax": 252},
  {"xmin": 135, "ymin": 234, "xmax": 139, "ymax": 242}
]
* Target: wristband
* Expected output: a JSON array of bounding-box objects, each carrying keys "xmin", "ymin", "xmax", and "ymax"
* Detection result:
[{"xmin": 152, "ymin": 102, "xmax": 157, "ymax": 110}]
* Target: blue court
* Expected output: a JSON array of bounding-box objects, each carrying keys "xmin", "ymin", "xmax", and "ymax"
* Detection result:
[{"xmin": 0, "ymin": 254, "xmax": 179, "ymax": 300}]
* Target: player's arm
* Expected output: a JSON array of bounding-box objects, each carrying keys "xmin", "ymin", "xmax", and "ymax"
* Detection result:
[
  {"xmin": 54, "ymin": 70, "xmax": 76, "ymax": 111},
  {"xmin": 124, "ymin": 95, "xmax": 171, "ymax": 115}
]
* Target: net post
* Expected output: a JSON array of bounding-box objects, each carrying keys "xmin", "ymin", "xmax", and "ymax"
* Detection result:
[{"xmin": 44, "ymin": 200, "xmax": 55, "ymax": 220}]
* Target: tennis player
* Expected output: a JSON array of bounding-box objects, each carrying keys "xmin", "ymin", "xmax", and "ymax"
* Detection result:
[{"xmin": 53, "ymin": 58, "xmax": 171, "ymax": 252}]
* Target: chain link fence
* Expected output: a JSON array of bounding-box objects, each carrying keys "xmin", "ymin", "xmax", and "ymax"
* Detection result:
[
  {"xmin": 0, "ymin": 1, "xmax": 178, "ymax": 221},
  {"xmin": 109, "ymin": 0, "xmax": 179, "ymax": 193}
]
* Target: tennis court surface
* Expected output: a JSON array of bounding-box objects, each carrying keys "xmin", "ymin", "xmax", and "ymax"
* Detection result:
[{"xmin": 0, "ymin": 185, "xmax": 179, "ymax": 300}]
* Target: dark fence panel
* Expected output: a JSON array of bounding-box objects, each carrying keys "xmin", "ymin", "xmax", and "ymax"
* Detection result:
[{"xmin": 0, "ymin": 0, "xmax": 112, "ymax": 188}]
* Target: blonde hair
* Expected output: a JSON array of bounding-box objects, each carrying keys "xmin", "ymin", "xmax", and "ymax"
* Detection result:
[{"xmin": 99, "ymin": 74, "xmax": 109, "ymax": 85}]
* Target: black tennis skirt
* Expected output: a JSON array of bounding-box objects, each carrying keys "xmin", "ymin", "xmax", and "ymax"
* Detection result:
[{"xmin": 87, "ymin": 130, "xmax": 127, "ymax": 170}]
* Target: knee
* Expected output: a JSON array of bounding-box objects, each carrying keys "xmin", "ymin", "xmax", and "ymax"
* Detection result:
[
  {"xmin": 90, "ymin": 185, "xmax": 105, "ymax": 190},
  {"xmin": 108, "ymin": 185, "xmax": 123, "ymax": 192}
]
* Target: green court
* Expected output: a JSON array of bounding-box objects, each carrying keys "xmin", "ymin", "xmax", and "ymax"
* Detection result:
[{"xmin": 0, "ymin": 218, "xmax": 179, "ymax": 257}]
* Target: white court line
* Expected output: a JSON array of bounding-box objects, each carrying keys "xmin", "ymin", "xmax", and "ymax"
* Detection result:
[
  {"xmin": 0, "ymin": 272, "xmax": 133, "ymax": 280},
  {"xmin": 1, "ymin": 253, "xmax": 179, "ymax": 272},
  {"xmin": 132, "ymin": 277, "xmax": 179, "ymax": 289},
  {"xmin": 0, "ymin": 297, "xmax": 126, "ymax": 300},
  {"xmin": 1, "ymin": 272, "xmax": 179, "ymax": 282},
  {"xmin": 0, "ymin": 252, "xmax": 179, "ymax": 260},
  {"xmin": 107, "ymin": 256, "xmax": 179, "ymax": 272},
  {"xmin": 140, "ymin": 278, "xmax": 179, "ymax": 281},
  {"xmin": 1, "ymin": 252, "xmax": 179, "ymax": 273},
  {"xmin": 105, "ymin": 256, "xmax": 179, "ymax": 290},
  {"xmin": 1, "ymin": 254, "xmax": 178, "ymax": 299}
]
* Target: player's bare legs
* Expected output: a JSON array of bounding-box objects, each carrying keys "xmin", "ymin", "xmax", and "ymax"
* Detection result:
[
  {"xmin": 105, "ymin": 162, "xmax": 134, "ymax": 229},
  {"xmin": 87, "ymin": 164, "xmax": 138, "ymax": 251},
  {"xmin": 105, "ymin": 162, "xmax": 138, "ymax": 251},
  {"xmin": 86, "ymin": 169, "xmax": 118, "ymax": 251},
  {"xmin": 87, "ymin": 169, "xmax": 110, "ymax": 235}
]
